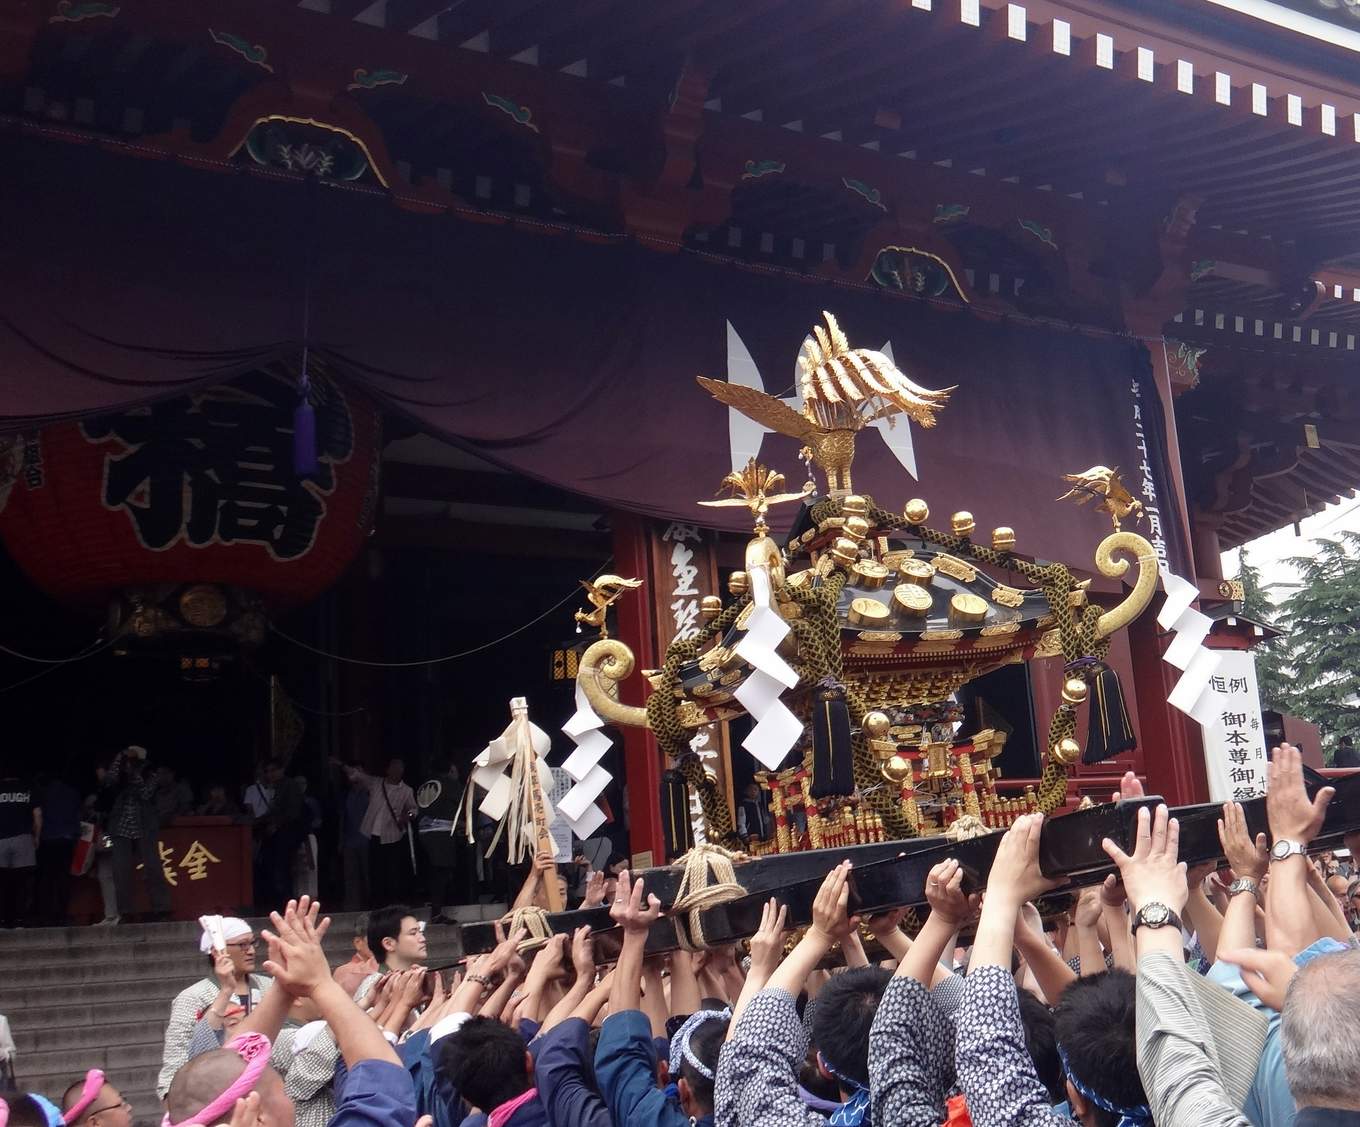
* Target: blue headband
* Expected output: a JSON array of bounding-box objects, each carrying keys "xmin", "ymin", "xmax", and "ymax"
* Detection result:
[
  {"xmin": 818, "ymin": 1052, "xmax": 870, "ymax": 1127},
  {"xmin": 1057, "ymin": 1044, "xmax": 1150, "ymax": 1127},
  {"xmin": 29, "ymin": 1095, "xmax": 64, "ymax": 1127},
  {"xmin": 668, "ymin": 1009, "xmax": 729, "ymax": 1082}
]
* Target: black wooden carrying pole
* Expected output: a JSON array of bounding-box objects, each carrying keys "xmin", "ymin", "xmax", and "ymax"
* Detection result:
[{"xmin": 457, "ymin": 774, "xmax": 1360, "ymax": 959}]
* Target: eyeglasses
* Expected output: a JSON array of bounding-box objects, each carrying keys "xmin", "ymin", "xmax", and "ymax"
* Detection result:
[{"xmin": 83, "ymin": 1100, "xmax": 131, "ymax": 1118}]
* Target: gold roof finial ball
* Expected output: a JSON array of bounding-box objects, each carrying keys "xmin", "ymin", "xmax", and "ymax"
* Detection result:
[
  {"xmin": 1061, "ymin": 678, "xmax": 1089, "ymax": 706},
  {"xmin": 1052, "ymin": 737, "xmax": 1082, "ymax": 766},
  {"xmin": 863, "ymin": 711, "xmax": 892, "ymax": 740},
  {"xmin": 729, "ymin": 571, "xmax": 749, "ymax": 597},
  {"xmin": 992, "ymin": 526, "xmax": 1016, "ymax": 553},
  {"xmin": 844, "ymin": 515, "xmax": 872, "ymax": 542},
  {"xmin": 881, "ymin": 754, "xmax": 913, "ymax": 784},
  {"xmin": 842, "ymin": 495, "xmax": 869, "ymax": 518},
  {"xmin": 903, "ymin": 498, "xmax": 929, "ymax": 525},
  {"xmin": 951, "ymin": 511, "xmax": 976, "ymax": 539},
  {"xmin": 701, "ymin": 595, "xmax": 723, "ymax": 623}
]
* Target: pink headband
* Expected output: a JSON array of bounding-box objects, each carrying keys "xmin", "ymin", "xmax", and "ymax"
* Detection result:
[
  {"xmin": 161, "ymin": 1033, "xmax": 272, "ymax": 1127},
  {"xmin": 62, "ymin": 1071, "xmax": 106, "ymax": 1124},
  {"xmin": 1, "ymin": 1095, "xmax": 9, "ymax": 1127}
]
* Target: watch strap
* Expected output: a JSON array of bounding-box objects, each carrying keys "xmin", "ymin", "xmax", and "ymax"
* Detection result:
[
  {"xmin": 1227, "ymin": 877, "xmax": 1261, "ymax": 900},
  {"xmin": 1270, "ymin": 838, "xmax": 1306, "ymax": 862},
  {"xmin": 1131, "ymin": 904, "xmax": 1183, "ymax": 934}
]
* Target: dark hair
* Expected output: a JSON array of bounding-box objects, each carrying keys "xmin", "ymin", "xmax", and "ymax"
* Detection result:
[
  {"xmin": 1, "ymin": 1094, "xmax": 51, "ymax": 1127},
  {"xmin": 438, "ymin": 1016, "xmax": 530, "ymax": 1112},
  {"xmin": 1054, "ymin": 970, "xmax": 1145, "ymax": 1127},
  {"xmin": 811, "ymin": 966, "xmax": 891, "ymax": 1089},
  {"xmin": 353, "ymin": 913, "xmax": 370, "ymax": 940},
  {"xmin": 367, "ymin": 904, "xmax": 414, "ymax": 959},
  {"xmin": 1017, "ymin": 989, "xmax": 1064, "ymax": 1104},
  {"xmin": 799, "ymin": 1052, "xmax": 840, "ymax": 1103},
  {"xmin": 679, "ymin": 1016, "xmax": 729, "ymax": 1115}
]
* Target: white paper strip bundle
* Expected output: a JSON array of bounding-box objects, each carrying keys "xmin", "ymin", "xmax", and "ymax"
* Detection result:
[
  {"xmin": 456, "ymin": 701, "xmax": 557, "ymax": 860},
  {"xmin": 1157, "ymin": 566, "xmax": 1266, "ymax": 802},
  {"xmin": 732, "ymin": 564, "xmax": 802, "ymax": 770},
  {"xmin": 556, "ymin": 680, "xmax": 612, "ymax": 841}
]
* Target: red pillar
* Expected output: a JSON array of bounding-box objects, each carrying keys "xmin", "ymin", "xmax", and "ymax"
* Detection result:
[{"xmin": 610, "ymin": 512, "xmax": 665, "ymax": 867}]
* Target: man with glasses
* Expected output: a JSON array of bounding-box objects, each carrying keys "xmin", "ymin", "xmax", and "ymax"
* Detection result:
[
  {"xmin": 61, "ymin": 1071, "xmax": 133, "ymax": 1127},
  {"xmin": 157, "ymin": 917, "xmax": 271, "ymax": 1099}
]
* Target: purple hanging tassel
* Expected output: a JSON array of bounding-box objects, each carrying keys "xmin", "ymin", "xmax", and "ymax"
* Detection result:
[{"xmin": 293, "ymin": 373, "xmax": 317, "ymax": 476}]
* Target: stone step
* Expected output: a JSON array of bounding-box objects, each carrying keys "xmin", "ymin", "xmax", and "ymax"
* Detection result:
[
  {"xmin": 4, "ymin": 997, "xmax": 171, "ymax": 1031},
  {"xmin": 19, "ymin": 1038, "xmax": 165, "ymax": 1079},
  {"xmin": 13, "ymin": 1018, "xmax": 164, "ymax": 1054}
]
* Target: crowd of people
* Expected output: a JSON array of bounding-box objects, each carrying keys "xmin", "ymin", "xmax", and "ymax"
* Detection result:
[
  {"xmin": 2, "ymin": 741, "xmax": 1358, "ymax": 1127},
  {"xmin": 0, "ymin": 746, "xmax": 638, "ymax": 929}
]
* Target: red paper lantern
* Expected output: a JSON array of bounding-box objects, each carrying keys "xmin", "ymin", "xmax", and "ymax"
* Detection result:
[{"xmin": 0, "ymin": 370, "xmax": 381, "ymax": 609}]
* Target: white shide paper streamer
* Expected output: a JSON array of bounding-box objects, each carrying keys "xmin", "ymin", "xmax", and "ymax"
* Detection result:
[{"xmin": 733, "ymin": 565, "xmax": 802, "ymax": 771}]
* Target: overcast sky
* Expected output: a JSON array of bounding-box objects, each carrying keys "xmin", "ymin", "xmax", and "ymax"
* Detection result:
[{"xmin": 1220, "ymin": 497, "xmax": 1360, "ymax": 609}]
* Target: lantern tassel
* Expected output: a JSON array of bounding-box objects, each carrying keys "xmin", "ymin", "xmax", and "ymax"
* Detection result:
[{"xmin": 294, "ymin": 376, "xmax": 317, "ymax": 476}]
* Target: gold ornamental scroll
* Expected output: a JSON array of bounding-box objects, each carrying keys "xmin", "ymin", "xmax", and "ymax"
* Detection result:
[{"xmin": 648, "ymin": 521, "xmax": 736, "ymax": 842}]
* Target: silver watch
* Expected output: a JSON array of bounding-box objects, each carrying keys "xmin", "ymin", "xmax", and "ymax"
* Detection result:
[
  {"xmin": 1227, "ymin": 877, "xmax": 1261, "ymax": 900},
  {"xmin": 1269, "ymin": 839, "xmax": 1306, "ymax": 863}
]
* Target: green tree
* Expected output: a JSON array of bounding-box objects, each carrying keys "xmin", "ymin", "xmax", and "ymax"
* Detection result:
[
  {"xmin": 1269, "ymin": 532, "xmax": 1360, "ymax": 757},
  {"xmin": 1234, "ymin": 549, "xmax": 1292, "ymax": 714}
]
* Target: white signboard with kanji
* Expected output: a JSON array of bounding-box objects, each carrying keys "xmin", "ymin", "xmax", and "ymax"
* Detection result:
[{"xmin": 1199, "ymin": 649, "xmax": 1268, "ymax": 803}]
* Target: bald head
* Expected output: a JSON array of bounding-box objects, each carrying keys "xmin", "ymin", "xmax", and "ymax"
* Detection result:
[
  {"xmin": 166, "ymin": 1051, "xmax": 294, "ymax": 1127},
  {"xmin": 1282, "ymin": 948, "xmax": 1360, "ymax": 1111}
]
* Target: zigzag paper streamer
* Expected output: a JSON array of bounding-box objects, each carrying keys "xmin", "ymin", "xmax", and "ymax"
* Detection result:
[
  {"xmin": 557, "ymin": 681, "xmax": 611, "ymax": 840},
  {"xmin": 733, "ymin": 565, "xmax": 802, "ymax": 770},
  {"xmin": 1157, "ymin": 567, "xmax": 1266, "ymax": 801}
]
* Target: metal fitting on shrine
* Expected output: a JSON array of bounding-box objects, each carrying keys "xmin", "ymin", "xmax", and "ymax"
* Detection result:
[
  {"xmin": 992, "ymin": 526, "xmax": 1016, "ymax": 552},
  {"xmin": 1051, "ymin": 737, "xmax": 1082, "ymax": 766},
  {"xmin": 841, "ymin": 495, "xmax": 869, "ymax": 518},
  {"xmin": 862, "ymin": 711, "xmax": 891, "ymax": 739},
  {"xmin": 728, "ymin": 571, "xmax": 749, "ymax": 596},
  {"xmin": 843, "ymin": 514, "xmax": 872, "ymax": 542},
  {"xmin": 701, "ymin": 595, "xmax": 723, "ymax": 623},
  {"xmin": 881, "ymin": 753, "xmax": 912, "ymax": 783},
  {"xmin": 830, "ymin": 537, "xmax": 860, "ymax": 568},
  {"xmin": 1061, "ymin": 678, "xmax": 1089, "ymax": 706},
  {"xmin": 951, "ymin": 511, "xmax": 976, "ymax": 538},
  {"xmin": 903, "ymin": 498, "xmax": 929, "ymax": 525}
]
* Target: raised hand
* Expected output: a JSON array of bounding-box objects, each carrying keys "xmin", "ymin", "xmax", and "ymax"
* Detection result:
[
  {"xmin": 526, "ymin": 934, "xmax": 569, "ymax": 990},
  {"xmin": 260, "ymin": 897, "xmax": 333, "ymax": 997},
  {"xmin": 1219, "ymin": 947, "xmax": 1297, "ymax": 1012},
  {"xmin": 570, "ymin": 925, "xmax": 595, "ymax": 981},
  {"xmin": 988, "ymin": 814, "xmax": 1061, "ymax": 909},
  {"xmin": 865, "ymin": 906, "xmax": 907, "ymax": 939},
  {"xmin": 1073, "ymin": 887, "xmax": 1102, "ymax": 929},
  {"xmin": 924, "ymin": 859, "xmax": 978, "ymax": 927},
  {"xmin": 225, "ymin": 1092, "xmax": 262, "ymax": 1127},
  {"xmin": 582, "ymin": 870, "xmax": 606, "ymax": 908},
  {"xmin": 1267, "ymin": 744, "xmax": 1333, "ymax": 846},
  {"xmin": 1099, "ymin": 874, "xmax": 1128, "ymax": 909},
  {"xmin": 810, "ymin": 860, "xmax": 859, "ymax": 945},
  {"xmin": 396, "ymin": 967, "xmax": 426, "ymax": 1009},
  {"xmin": 747, "ymin": 898, "xmax": 788, "ymax": 978},
  {"xmin": 213, "ymin": 948, "xmax": 242, "ymax": 992},
  {"xmin": 484, "ymin": 923, "xmax": 529, "ymax": 978},
  {"xmin": 609, "ymin": 870, "xmax": 662, "ymax": 934},
  {"xmin": 1102, "ymin": 804, "xmax": 1187, "ymax": 915},
  {"xmin": 1111, "ymin": 770, "xmax": 1146, "ymax": 805}
]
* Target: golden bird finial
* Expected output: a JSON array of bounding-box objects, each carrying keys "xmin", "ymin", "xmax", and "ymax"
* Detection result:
[
  {"xmin": 698, "ymin": 312, "xmax": 954, "ymax": 494},
  {"xmin": 1057, "ymin": 466, "xmax": 1145, "ymax": 531},
  {"xmin": 574, "ymin": 575, "xmax": 643, "ymax": 639},
  {"xmin": 698, "ymin": 457, "xmax": 811, "ymax": 535}
]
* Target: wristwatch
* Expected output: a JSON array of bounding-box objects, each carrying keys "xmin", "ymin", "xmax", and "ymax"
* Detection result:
[
  {"xmin": 1269, "ymin": 839, "xmax": 1306, "ymax": 863},
  {"xmin": 1227, "ymin": 877, "xmax": 1261, "ymax": 900},
  {"xmin": 1131, "ymin": 902, "xmax": 1183, "ymax": 934}
]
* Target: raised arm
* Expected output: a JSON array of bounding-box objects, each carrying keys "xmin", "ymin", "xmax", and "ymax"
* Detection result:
[
  {"xmin": 1216, "ymin": 802, "xmax": 1267, "ymax": 956},
  {"xmin": 1012, "ymin": 903, "xmax": 1077, "ymax": 1005},
  {"xmin": 1104, "ymin": 805, "xmax": 1249, "ymax": 1127},
  {"xmin": 1264, "ymin": 744, "xmax": 1335, "ymax": 956},
  {"xmin": 727, "ymin": 898, "xmax": 787, "ymax": 1035},
  {"xmin": 262, "ymin": 898, "xmax": 399, "ymax": 1069}
]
